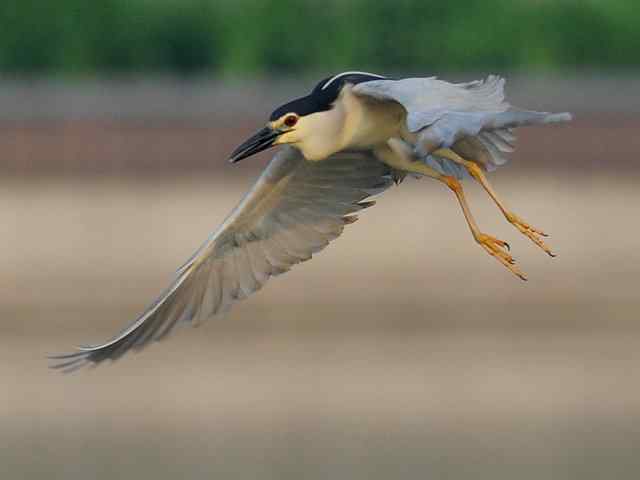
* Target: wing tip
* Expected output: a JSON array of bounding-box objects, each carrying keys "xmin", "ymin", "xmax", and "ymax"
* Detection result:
[
  {"xmin": 545, "ymin": 112, "xmax": 573, "ymax": 123},
  {"xmin": 48, "ymin": 349, "xmax": 94, "ymax": 374}
]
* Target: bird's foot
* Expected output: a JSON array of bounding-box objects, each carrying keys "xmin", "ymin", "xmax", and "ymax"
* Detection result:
[
  {"xmin": 475, "ymin": 233, "xmax": 527, "ymax": 281},
  {"xmin": 506, "ymin": 213, "xmax": 555, "ymax": 257}
]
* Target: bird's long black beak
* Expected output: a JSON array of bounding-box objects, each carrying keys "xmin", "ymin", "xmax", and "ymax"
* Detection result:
[{"xmin": 229, "ymin": 126, "xmax": 281, "ymax": 163}]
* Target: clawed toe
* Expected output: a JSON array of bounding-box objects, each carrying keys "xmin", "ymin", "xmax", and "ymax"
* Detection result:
[
  {"xmin": 476, "ymin": 233, "xmax": 527, "ymax": 281},
  {"xmin": 507, "ymin": 214, "xmax": 555, "ymax": 257}
]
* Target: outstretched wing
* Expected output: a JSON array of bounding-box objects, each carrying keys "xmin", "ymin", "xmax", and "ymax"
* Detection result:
[
  {"xmin": 50, "ymin": 147, "xmax": 394, "ymax": 372},
  {"xmin": 354, "ymin": 75, "xmax": 571, "ymax": 175}
]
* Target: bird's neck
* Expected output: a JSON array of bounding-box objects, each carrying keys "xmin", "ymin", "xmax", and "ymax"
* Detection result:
[{"xmin": 294, "ymin": 85, "xmax": 405, "ymax": 161}]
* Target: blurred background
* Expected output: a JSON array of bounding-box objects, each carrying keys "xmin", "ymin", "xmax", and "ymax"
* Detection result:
[{"xmin": 2, "ymin": 1, "xmax": 640, "ymax": 479}]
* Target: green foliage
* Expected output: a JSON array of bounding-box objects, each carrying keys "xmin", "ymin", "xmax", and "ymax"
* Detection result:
[{"xmin": 0, "ymin": 0, "xmax": 638, "ymax": 76}]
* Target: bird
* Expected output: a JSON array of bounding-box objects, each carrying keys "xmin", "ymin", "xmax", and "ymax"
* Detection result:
[{"xmin": 50, "ymin": 71, "xmax": 571, "ymax": 372}]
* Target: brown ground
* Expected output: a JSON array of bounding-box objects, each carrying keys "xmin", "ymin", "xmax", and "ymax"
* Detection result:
[{"xmin": 1, "ymin": 113, "xmax": 640, "ymax": 479}]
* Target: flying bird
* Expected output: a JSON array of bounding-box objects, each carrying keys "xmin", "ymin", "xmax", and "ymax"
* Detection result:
[{"xmin": 50, "ymin": 72, "xmax": 571, "ymax": 372}]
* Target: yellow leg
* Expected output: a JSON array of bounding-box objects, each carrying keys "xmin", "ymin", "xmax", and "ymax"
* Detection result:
[
  {"xmin": 380, "ymin": 139, "xmax": 527, "ymax": 280},
  {"xmin": 442, "ymin": 176, "xmax": 527, "ymax": 280},
  {"xmin": 433, "ymin": 148, "xmax": 555, "ymax": 257}
]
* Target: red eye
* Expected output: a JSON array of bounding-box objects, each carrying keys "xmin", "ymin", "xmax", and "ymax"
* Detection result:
[{"xmin": 284, "ymin": 115, "xmax": 298, "ymax": 127}]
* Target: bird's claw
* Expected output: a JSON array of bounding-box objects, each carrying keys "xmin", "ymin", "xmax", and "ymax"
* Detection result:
[
  {"xmin": 476, "ymin": 233, "xmax": 527, "ymax": 280},
  {"xmin": 506, "ymin": 214, "xmax": 555, "ymax": 257}
]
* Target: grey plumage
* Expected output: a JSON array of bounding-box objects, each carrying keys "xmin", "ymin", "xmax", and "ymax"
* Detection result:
[
  {"xmin": 354, "ymin": 75, "xmax": 572, "ymax": 178},
  {"xmin": 49, "ymin": 147, "xmax": 394, "ymax": 371}
]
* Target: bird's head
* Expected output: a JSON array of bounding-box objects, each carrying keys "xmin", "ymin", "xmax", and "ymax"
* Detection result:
[{"xmin": 229, "ymin": 72, "xmax": 386, "ymax": 163}]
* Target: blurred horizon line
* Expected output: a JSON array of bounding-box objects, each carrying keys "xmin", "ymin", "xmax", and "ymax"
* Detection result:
[{"xmin": 1, "ymin": 73, "xmax": 640, "ymax": 121}]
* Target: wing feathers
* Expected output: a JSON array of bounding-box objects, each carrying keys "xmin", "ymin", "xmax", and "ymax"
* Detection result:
[
  {"xmin": 50, "ymin": 147, "xmax": 393, "ymax": 370},
  {"xmin": 355, "ymin": 75, "xmax": 571, "ymax": 177}
]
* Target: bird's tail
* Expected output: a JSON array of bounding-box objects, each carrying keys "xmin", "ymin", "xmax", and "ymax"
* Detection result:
[{"xmin": 447, "ymin": 110, "xmax": 572, "ymax": 175}]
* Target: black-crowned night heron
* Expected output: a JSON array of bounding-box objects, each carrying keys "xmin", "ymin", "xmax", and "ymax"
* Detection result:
[{"xmin": 51, "ymin": 71, "xmax": 571, "ymax": 371}]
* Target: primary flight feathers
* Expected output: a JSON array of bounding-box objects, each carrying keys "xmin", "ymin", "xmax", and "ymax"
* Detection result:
[{"xmin": 50, "ymin": 148, "xmax": 394, "ymax": 372}]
